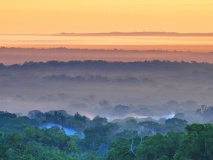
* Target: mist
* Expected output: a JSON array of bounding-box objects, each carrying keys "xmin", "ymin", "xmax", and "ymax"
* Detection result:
[
  {"xmin": 0, "ymin": 60, "xmax": 212, "ymax": 122},
  {"xmin": 39, "ymin": 123, "xmax": 76, "ymax": 136}
]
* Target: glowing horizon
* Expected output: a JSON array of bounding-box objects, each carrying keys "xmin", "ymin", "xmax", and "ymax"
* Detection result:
[{"xmin": 0, "ymin": 0, "xmax": 213, "ymax": 34}]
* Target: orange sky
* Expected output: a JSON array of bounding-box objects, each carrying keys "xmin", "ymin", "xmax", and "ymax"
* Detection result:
[{"xmin": 0, "ymin": 0, "xmax": 213, "ymax": 34}]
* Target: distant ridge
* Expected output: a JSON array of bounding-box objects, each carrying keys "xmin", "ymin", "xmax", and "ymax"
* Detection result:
[
  {"xmin": 55, "ymin": 32, "xmax": 213, "ymax": 37},
  {"xmin": 1, "ymin": 32, "xmax": 213, "ymax": 37},
  {"xmin": 0, "ymin": 60, "xmax": 212, "ymax": 68}
]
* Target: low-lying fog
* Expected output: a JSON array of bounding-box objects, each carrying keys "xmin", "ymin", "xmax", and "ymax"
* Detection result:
[
  {"xmin": 0, "ymin": 60, "xmax": 213, "ymax": 122},
  {"xmin": 39, "ymin": 123, "xmax": 76, "ymax": 136}
]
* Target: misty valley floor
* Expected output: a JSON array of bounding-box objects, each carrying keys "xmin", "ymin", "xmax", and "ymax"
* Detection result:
[
  {"xmin": 1, "ymin": 60, "xmax": 213, "ymax": 159},
  {"xmin": 0, "ymin": 60, "xmax": 213, "ymax": 122}
]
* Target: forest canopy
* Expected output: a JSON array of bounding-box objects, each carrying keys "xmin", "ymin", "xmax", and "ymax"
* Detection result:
[{"xmin": 0, "ymin": 110, "xmax": 213, "ymax": 160}]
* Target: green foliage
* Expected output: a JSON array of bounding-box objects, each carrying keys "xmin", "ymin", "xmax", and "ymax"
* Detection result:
[
  {"xmin": 165, "ymin": 118, "xmax": 187, "ymax": 132},
  {"xmin": 92, "ymin": 116, "xmax": 108, "ymax": 127},
  {"xmin": 1, "ymin": 110, "xmax": 213, "ymax": 160},
  {"xmin": 157, "ymin": 155, "xmax": 169, "ymax": 160},
  {"xmin": 82, "ymin": 123, "xmax": 114, "ymax": 151},
  {"xmin": 137, "ymin": 133, "xmax": 170, "ymax": 160},
  {"xmin": 106, "ymin": 137, "xmax": 135, "ymax": 160},
  {"xmin": 108, "ymin": 124, "xmax": 213, "ymax": 160},
  {"xmin": 0, "ymin": 114, "xmax": 38, "ymax": 134},
  {"xmin": 178, "ymin": 124, "xmax": 213, "ymax": 160}
]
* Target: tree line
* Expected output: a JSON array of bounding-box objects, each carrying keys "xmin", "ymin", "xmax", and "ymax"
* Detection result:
[{"xmin": 0, "ymin": 110, "xmax": 212, "ymax": 160}]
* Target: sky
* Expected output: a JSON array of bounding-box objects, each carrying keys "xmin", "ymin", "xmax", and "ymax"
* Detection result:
[{"xmin": 0, "ymin": 0, "xmax": 213, "ymax": 34}]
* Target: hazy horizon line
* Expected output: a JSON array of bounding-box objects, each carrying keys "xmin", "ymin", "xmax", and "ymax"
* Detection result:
[
  {"xmin": 0, "ymin": 46, "xmax": 170, "ymax": 51},
  {"xmin": 1, "ymin": 59, "xmax": 212, "ymax": 66},
  {"xmin": 1, "ymin": 31, "xmax": 213, "ymax": 37}
]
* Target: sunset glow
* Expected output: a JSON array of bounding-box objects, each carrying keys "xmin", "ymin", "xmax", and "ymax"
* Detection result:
[{"xmin": 0, "ymin": 0, "xmax": 213, "ymax": 34}]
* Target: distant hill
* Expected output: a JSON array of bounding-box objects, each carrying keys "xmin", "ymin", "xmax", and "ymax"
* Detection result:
[{"xmin": 55, "ymin": 32, "xmax": 213, "ymax": 37}]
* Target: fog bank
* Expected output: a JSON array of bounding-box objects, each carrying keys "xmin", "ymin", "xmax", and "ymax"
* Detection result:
[{"xmin": 0, "ymin": 60, "xmax": 212, "ymax": 122}]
